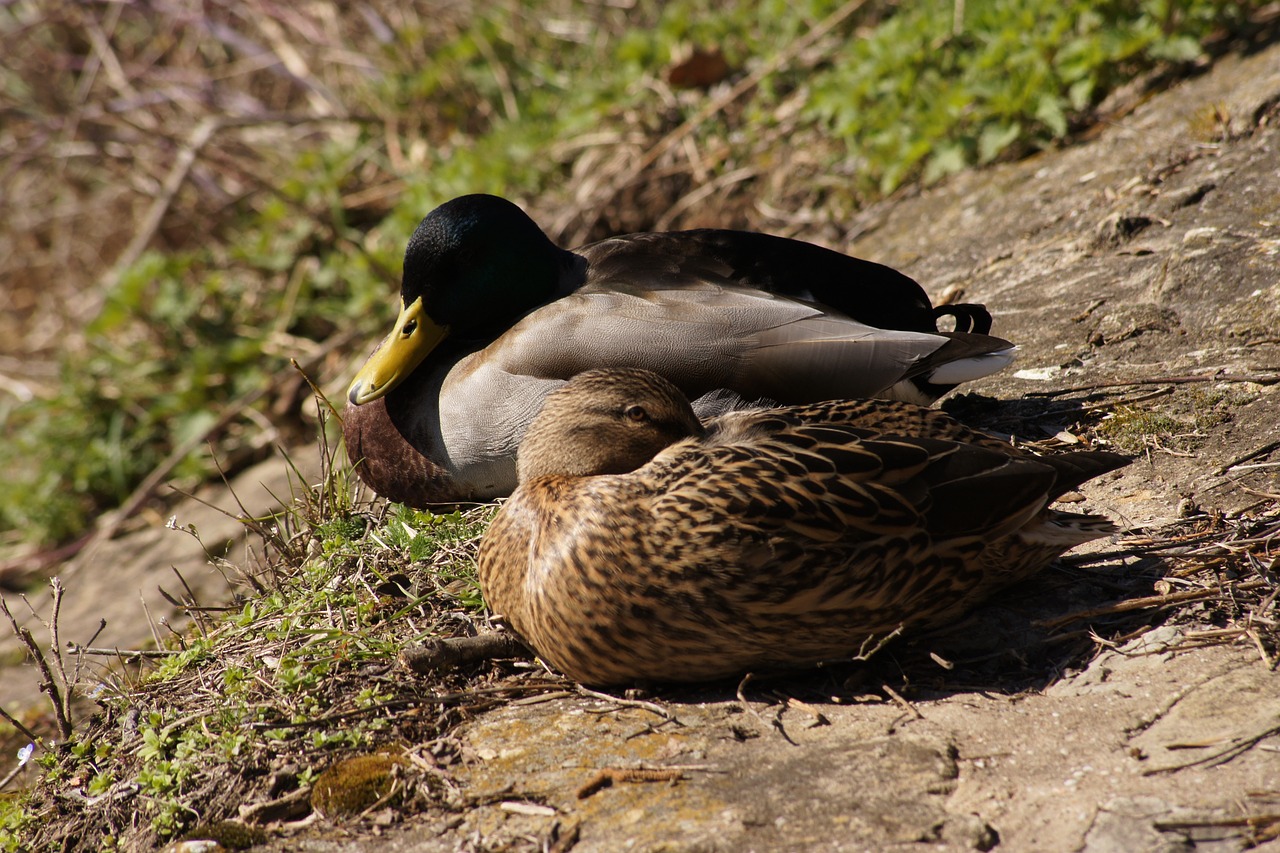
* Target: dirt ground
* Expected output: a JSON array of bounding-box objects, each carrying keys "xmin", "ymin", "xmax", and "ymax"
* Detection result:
[{"xmin": 5, "ymin": 40, "xmax": 1280, "ymax": 853}]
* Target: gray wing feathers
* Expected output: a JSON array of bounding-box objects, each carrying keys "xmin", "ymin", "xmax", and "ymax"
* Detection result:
[{"xmin": 481, "ymin": 285, "xmax": 970, "ymax": 400}]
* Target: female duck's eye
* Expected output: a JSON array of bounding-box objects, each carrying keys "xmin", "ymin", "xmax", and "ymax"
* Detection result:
[{"xmin": 624, "ymin": 405, "xmax": 649, "ymax": 423}]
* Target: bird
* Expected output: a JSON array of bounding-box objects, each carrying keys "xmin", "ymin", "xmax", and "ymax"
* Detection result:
[
  {"xmin": 343, "ymin": 193, "xmax": 1017, "ymax": 506},
  {"xmin": 478, "ymin": 367, "xmax": 1128, "ymax": 686}
]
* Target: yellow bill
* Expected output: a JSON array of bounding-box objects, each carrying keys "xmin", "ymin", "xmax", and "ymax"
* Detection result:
[{"xmin": 347, "ymin": 296, "xmax": 449, "ymax": 405}]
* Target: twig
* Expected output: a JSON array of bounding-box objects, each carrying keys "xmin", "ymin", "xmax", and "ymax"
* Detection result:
[
  {"xmin": 64, "ymin": 645, "xmax": 180, "ymax": 659},
  {"xmin": 101, "ymin": 117, "xmax": 219, "ymax": 294},
  {"xmin": 576, "ymin": 686, "xmax": 683, "ymax": 726},
  {"xmin": 0, "ymin": 761, "xmax": 28, "ymax": 792},
  {"xmin": 1229, "ymin": 480, "xmax": 1280, "ymax": 501},
  {"xmin": 1142, "ymin": 723, "xmax": 1280, "ymax": 776},
  {"xmin": 1245, "ymin": 627, "xmax": 1277, "ymax": 670},
  {"xmin": 399, "ymin": 633, "xmax": 531, "ymax": 673},
  {"xmin": 1153, "ymin": 813, "xmax": 1280, "ymax": 831},
  {"xmin": 1041, "ymin": 385, "xmax": 1174, "ymax": 416},
  {"xmin": 47, "ymin": 580, "xmax": 76, "ymax": 734},
  {"xmin": 853, "ymin": 625, "xmax": 904, "ymax": 661},
  {"xmin": 575, "ymin": 767, "xmax": 687, "ymax": 799},
  {"xmin": 0, "ymin": 594, "xmax": 73, "ymax": 741},
  {"xmin": 881, "ymin": 684, "xmax": 923, "ymax": 720},
  {"xmin": 784, "ymin": 696, "xmax": 831, "ymax": 727},
  {"xmin": 929, "ymin": 651, "xmax": 955, "ymax": 670},
  {"xmin": 1216, "ymin": 439, "xmax": 1280, "ymax": 475},
  {"xmin": 735, "ymin": 672, "xmax": 770, "ymax": 729},
  {"xmin": 1033, "ymin": 584, "xmax": 1266, "ymax": 629},
  {"xmin": 0, "ymin": 706, "xmax": 40, "ymax": 746},
  {"xmin": 1026, "ymin": 372, "xmax": 1280, "ymax": 398}
]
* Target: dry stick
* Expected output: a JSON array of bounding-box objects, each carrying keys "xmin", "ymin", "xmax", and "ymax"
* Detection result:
[
  {"xmin": 1043, "ymin": 385, "xmax": 1174, "ymax": 417},
  {"xmin": 1025, "ymin": 372, "xmax": 1280, "ymax": 398},
  {"xmin": 0, "ymin": 705, "xmax": 40, "ymax": 746},
  {"xmin": 1154, "ymin": 813, "xmax": 1280, "ymax": 831},
  {"xmin": 881, "ymin": 684, "xmax": 923, "ymax": 720},
  {"xmin": 46, "ymin": 580, "xmax": 75, "ymax": 735},
  {"xmin": 550, "ymin": 0, "xmax": 873, "ymax": 240},
  {"xmin": 0, "ymin": 597, "xmax": 73, "ymax": 741},
  {"xmin": 100, "ymin": 116, "xmax": 218, "ymax": 294},
  {"xmin": 735, "ymin": 672, "xmax": 797, "ymax": 744},
  {"xmin": 65, "ymin": 646, "xmax": 180, "ymax": 659},
  {"xmin": 97, "ymin": 110, "xmax": 374, "ymax": 300},
  {"xmin": 853, "ymin": 625, "xmax": 903, "ymax": 661},
  {"xmin": 1246, "ymin": 627, "xmax": 1277, "ymax": 670},
  {"xmin": 785, "ymin": 696, "xmax": 831, "ymax": 727},
  {"xmin": 1231, "ymin": 480, "xmax": 1280, "ymax": 501},
  {"xmin": 576, "ymin": 686, "xmax": 683, "ymax": 726},
  {"xmin": 0, "ymin": 761, "xmax": 28, "ymax": 793},
  {"xmin": 576, "ymin": 767, "xmax": 686, "ymax": 800},
  {"xmin": 1035, "ymin": 581, "xmax": 1267, "ymax": 629},
  {"xmin": 399, "ymin": 633, "xmax": 531, "ymax": 674},
  {"xmin": 1142, "ymin": 723, "xmax": 1280, "ymax": 776},
  {"xmin": 1215, "ymin": 439, "xmax": 1280, "ymax": 475}
]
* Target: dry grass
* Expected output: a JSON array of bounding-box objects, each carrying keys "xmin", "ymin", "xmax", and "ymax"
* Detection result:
[{"xmin": 1, "ymin": 1, "xmax": 478, "ymax": 373}]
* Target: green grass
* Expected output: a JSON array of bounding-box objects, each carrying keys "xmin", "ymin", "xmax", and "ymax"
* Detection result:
[
  {"xmin": 0, "ymin": 0, "xmax": 1259, "ymax": 552},
  {"xmin": 4, "ymin": 486, "xmax": 496, "ymax": 850}
]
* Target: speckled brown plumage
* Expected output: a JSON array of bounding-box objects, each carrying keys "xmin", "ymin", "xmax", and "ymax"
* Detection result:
[{"xmin": 478, "ymin": 368, "xmax": 1128, "ymax": 686}]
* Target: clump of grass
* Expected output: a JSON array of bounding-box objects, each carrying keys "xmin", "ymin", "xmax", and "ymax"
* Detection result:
[
  {"xmin": 1096, "ymin": 405, "xmax": 1197, "ymax": 453},
  {"xmin": 1094, "ymin": 385, "xmax": 1251, "ymax": 454},
  {"xmin": 4, "ymin": 464, "xmax": 506, "ymax": 850}
]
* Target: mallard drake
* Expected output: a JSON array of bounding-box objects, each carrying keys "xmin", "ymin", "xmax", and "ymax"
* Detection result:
[
  {"xmin": 478, "ymin": 368, "xmax": 1128, "ymax": 685},
  {"xmin": 343, "ymin": 194, "xmax": 1017, "ymax": 506}
]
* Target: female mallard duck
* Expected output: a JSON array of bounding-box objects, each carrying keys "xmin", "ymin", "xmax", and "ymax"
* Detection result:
[
  {"xmin": 478, "ymin": 368, "xmax": 1128, "ymax": 686},
  {"xmin": 344, "ymin": 194, "xmax": 1017, "ymax": 507}
]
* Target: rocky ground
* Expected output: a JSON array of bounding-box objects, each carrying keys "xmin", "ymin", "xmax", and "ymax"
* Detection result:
[{"xmin": 5, "ymin": 40, "xmax": 1280, "ymax": 853}]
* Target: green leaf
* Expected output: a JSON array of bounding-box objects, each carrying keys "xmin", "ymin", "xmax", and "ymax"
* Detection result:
[
  {"xmin": 922, "ymin": 143, "xmax": 968, "ymax": 184},
  {"xmin": 1035, "ymin": 94, "xmax": 1068, "ymax": 138},
  {"xmin": 1150, "ymin": 35, "xmax": 1204, "ymax": 63},
  {"xmin": 1068, "ymin": 77, "xmax": 1095, "ymax": 111},
  {"xmin": 978, "ymin": 122, "xmax": 1022, "ymax": 163}
]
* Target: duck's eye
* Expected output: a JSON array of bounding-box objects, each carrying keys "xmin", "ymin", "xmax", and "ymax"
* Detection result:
[
  {"xmin": 624, "ymin": 404, "xmax": 649, "ymax": 423},
  {"xmin": 402, "ymin": 319, "xmax": 418, "ymax": 337}
]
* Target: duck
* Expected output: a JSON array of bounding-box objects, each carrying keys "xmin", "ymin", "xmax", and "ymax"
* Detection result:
[
  {"xmin": 343, "ymin": 194, "xmax": 1017, "ymax": 507},
  {"xmin": 478, "ymin": 368, "xmax": 1128, "ymax": 686}
]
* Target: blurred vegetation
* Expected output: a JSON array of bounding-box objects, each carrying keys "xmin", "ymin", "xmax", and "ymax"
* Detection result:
[{"xmin": 0, "ymin": 0, "xmax": 1267, "ymax": 555}]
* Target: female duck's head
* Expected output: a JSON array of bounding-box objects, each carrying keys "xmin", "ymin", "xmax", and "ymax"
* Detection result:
[{"xmin": 516, "ymin": 368, "xmax": 706, "ymax": 483}]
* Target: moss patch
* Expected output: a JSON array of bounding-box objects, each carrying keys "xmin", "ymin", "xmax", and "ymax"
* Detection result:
[{"xmin": 311, "ymin": 753, "xmax": 410, "ymax": 820}]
